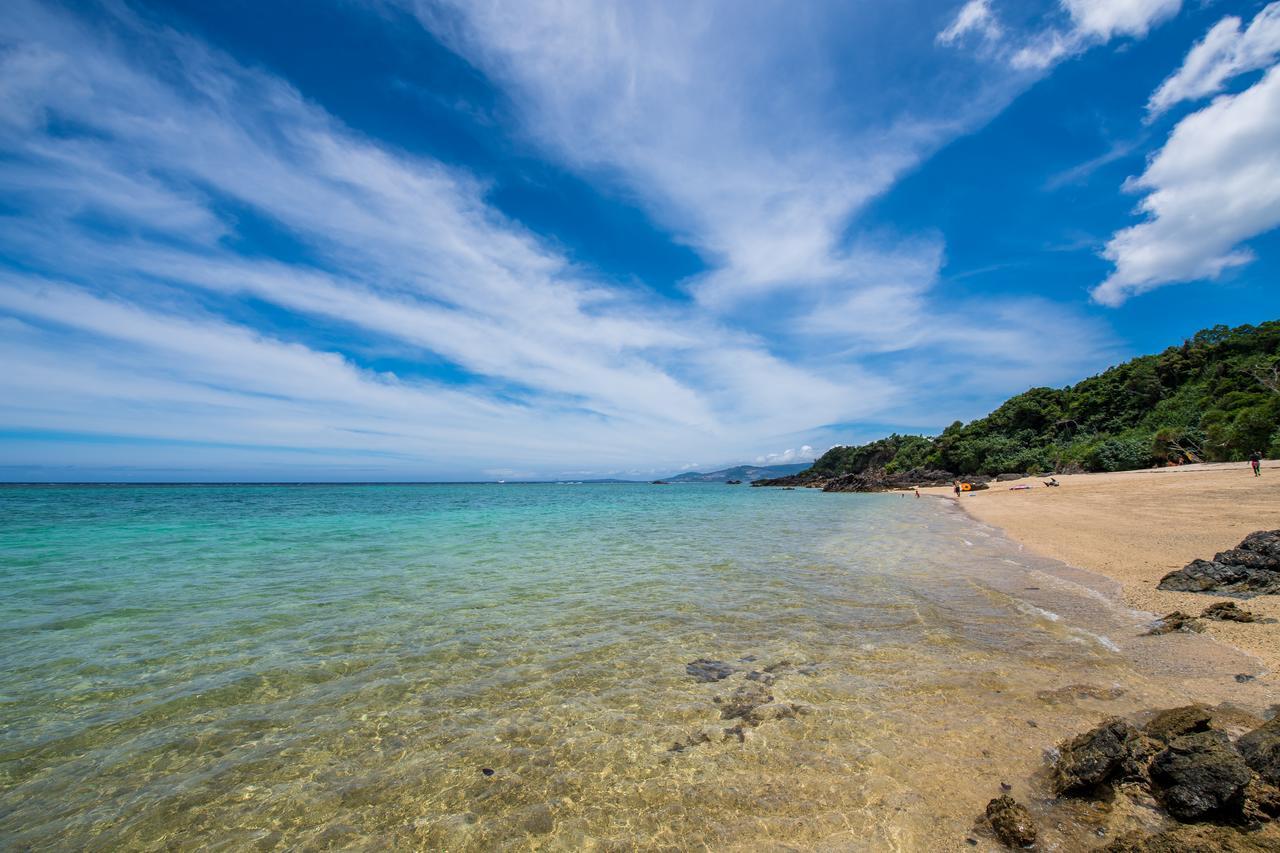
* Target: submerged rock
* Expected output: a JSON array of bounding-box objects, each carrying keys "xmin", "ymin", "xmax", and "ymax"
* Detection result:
[
  {"xmin": 985, "ymin": 795, "xmax": 1037, "ymax": 848},
  {"xmin": 1238, "ymin": 717, "xmax": 1280, "ymax": 786},
  {"xmin": 1149, "ymin": 730, "xmax": 1251, "ymax": 821},
  {"xmin": 669, "ymin": 731, "xmax": 712, "ymax": 753},
  {"xmin": 1054, "ymin": 717, "xmax": 1145, "ymax": 794},
  {"xmin": 686, "ymin": 659, "xmax": 736, "ymax": 683},
  {"xmin": 1158, "ymin": 530, "xmax": 1280, "ymax": 598},
  {"xmin": 519, "ymin": 803, "xmax": 555, "ymax": 835},
  {"xmin": 1037, "ymin": 684, "xmax": 1126, "ymax": 704},
  {"xmin": 715, "ymin": 681, "xmax": 773, "ymax": 721},
  {"xmin": 1145, "ymin": 611, "xmax": 1204, "ymax": 636},
  {"xmin": 1201, "ymin": 601, "xmax": 1259, "ymax": 622}
]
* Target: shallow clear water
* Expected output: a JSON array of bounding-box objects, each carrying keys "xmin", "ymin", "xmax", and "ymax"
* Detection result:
[{"xmin": 0, "ymin": 484, "xmax": 1267, "ymax": 851}]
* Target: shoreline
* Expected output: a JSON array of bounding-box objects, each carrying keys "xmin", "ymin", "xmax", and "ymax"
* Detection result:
[{"xmin": 922, "ymin": 461, "xmax": 1280, "ymax": 684}]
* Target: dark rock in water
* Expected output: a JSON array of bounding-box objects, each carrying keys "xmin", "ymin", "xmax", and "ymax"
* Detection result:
[
  {"xmin": 745, "ymin": 670, "xmax": 776, "ymax": 686},
  {"xmin": 686, "ymin": 659, "xmax": 736, "ymax": 683},
  {"xmin": 481, "ymin": 767, "xmax": 495, "ymax": 777},
  {"xmin": 723, "ymin": 724, "xmax": 745, "ymax": 743},
  {"xmin": 1202, "ymin": 601, "xmax": 1259, "ymax": 622},
  {"xmin": 985, "ymin": 795, "xmax": 1037, "ymax": 848},
  {"xmin": 1145, "ymin": 611, "xmax": 1204, "ymax": 635},
  {"xmin": 1144, "ymin": 705, "xmax": 1213, "ymax": 743},
  {"xmin": 1054, "ymin": 717, "xmax": 1144, "ymax": 794},
  {"xmin": 1237, "ymin": 674, "xmax": 1257, "ymax": 683},
  {"xmin": 715, "ymin": 681, "xmax": 773, "ymax": 721},
  {"xmin": 1149, "ymin": 730, "xmax": 1251, "ymax": 821},
  {"xmin": 1158, "ymin": 530, "xmax": 1280, "ymax": 598},
  {"xmin": 1238, "ymin": 716, "xmax": 1280, "ymax": 786}
]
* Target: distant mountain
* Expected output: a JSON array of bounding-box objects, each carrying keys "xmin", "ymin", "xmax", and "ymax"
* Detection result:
[{"xmin": 662, "ymin": 462, "xmax": 813, "ymax": 483}]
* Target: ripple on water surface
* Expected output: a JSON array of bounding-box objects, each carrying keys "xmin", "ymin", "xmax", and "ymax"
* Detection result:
[{"xmin": 0, "ymin": 484, "xmax": 1267, "ymax": 850}]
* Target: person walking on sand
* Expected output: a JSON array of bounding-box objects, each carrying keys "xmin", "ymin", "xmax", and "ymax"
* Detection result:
[{"xmin": 1250, "ymin": 450, "xmax": 1262, "ymax": 477}]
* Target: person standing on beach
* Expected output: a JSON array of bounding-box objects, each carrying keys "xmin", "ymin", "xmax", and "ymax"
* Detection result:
[
  {"xmin": 1250, "ymin": 451, "xmax": 1262, "ymax": 477},
  {"xmin": 953, "ymin": 481, "xmax": 961, "ymax": 498}
]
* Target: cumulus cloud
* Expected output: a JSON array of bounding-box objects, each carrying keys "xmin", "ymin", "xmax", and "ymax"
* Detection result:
[
  {"xmin": 1093, "ymin": 65, "xmax": 1280, "ymax": 305},
  {"xmin": 1147, "ymin": 2, "xmax": 1280, "ymax": 118}
]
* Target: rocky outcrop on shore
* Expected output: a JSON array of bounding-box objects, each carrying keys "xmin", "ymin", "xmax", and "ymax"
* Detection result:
[
  {"xmin": 979, "ymin": 706, "xmax": 1280, "ymax": 850},
  {"xmin": 1158, "ymin": 530, "xmax": 1280, "ymax": 598},
  {"xmin": 754, "ymin": 466, "xmax": 989, "ymax": 492}
]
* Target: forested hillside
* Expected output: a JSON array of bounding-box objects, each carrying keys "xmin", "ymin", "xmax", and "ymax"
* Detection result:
[{"xmin": 807, "ymin": 321, "xmax": 1280, "ymax": 478}]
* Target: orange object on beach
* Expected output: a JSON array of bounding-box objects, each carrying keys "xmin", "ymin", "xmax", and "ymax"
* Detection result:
[{"xmin": 960, "ymin": 483, "xmax": 972, "ymax": 492}]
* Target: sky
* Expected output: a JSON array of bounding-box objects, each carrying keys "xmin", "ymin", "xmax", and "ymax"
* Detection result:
[{"xmin": 1, "ymin": 0, "xmax": 1278, "ymax": 482}]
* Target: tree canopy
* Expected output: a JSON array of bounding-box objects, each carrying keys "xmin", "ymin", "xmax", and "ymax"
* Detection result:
[{"xmin": 807, "ymin": 321, "xmax": 1280, "ymax": 478}]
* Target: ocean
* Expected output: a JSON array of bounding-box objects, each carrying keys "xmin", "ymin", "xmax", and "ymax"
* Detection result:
[{"xmin": 0, "ymin": 484, "xmax": 1261, "ymax": 850}]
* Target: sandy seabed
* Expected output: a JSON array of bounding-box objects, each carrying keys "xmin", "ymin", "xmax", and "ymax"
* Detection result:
[{"xmin": 924, "ymin": 460, "xmax": 1280, "ymax": 682}]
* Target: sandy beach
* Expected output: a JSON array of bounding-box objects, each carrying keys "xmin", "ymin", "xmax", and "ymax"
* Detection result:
[{"xmin": 925, "ymin": 461, "xmax": 1280, "ymax": 680}]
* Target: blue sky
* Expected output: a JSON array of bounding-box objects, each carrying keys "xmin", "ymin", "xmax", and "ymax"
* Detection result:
[{"xmin": 1, "ymin": 0, "xmax": 1278, "ymax": 481}]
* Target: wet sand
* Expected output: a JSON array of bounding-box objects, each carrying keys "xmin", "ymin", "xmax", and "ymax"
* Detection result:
[{"xmin": 923, "ymin": 461, "xmax": 1280, "ymax": 682}]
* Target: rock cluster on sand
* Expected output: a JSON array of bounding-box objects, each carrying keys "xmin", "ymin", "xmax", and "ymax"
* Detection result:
[
  {"xmin": 1028, "ymin": 706, "xmax": 1280, "ymax": 851},
  {"xmin": 1157, "ymin": 530, "xmax": 1280, "ymax": 598},
  {"xmin": 1201, "ymin": 601, "xmax": 1261, "ymax": 622},
  {"xmin": 1144, "ymin": 611, "xmax": 1205, "ymax": 636}
]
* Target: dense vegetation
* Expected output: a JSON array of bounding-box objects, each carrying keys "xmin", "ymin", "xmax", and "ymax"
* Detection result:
[{"xmin": 810, "ymin": 321, "xmax": 1280, "ymax": 478}]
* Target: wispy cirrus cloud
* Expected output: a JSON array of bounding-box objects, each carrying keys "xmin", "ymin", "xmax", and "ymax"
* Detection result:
[
  {"xmin": 411, "ymin": 0, "xmax": 1024, "ymax": 310},
  {"xmin": 0, "ymin": 0, "xmax": 1121, "ymax": 479}
]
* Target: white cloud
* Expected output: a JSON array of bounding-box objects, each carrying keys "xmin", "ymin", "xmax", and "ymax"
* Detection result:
[
  {"xmin": 1093, "ymin": 65, "xmax": 1280, "ymax": 305},
  {"xmin": 1062, "ymin": 0, "xmax": 1180, "ymax": 40},
  {"xmin": 941, "ymin": 0, "xmax": 1181, "ymax": 71},
  {"xmin": 938, "ymin": 1, "xmax": 1004, "ymax": 46},
  {"xmin": 0, "ymin": 1, "xmax": 1122, "ymax": 477},
  {"xmin": 1147, "ymin": 2, "xmax": 1280, "ymax": 118},
  {"xmin": 755, "ymin": 446, "xmax": 815, "ymax": 465},
  {"xmin": 0, "ymin": 0, "xmax": 902, "ymax": 474},
  {"xmin": 412, "ymin": 1, "xmax": 1021, "ymax": 309}
]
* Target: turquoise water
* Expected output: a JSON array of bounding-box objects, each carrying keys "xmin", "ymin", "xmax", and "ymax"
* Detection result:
[{"xmin": 0, "ymin": 484, "xmax": 1264, "ymax": 850}]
